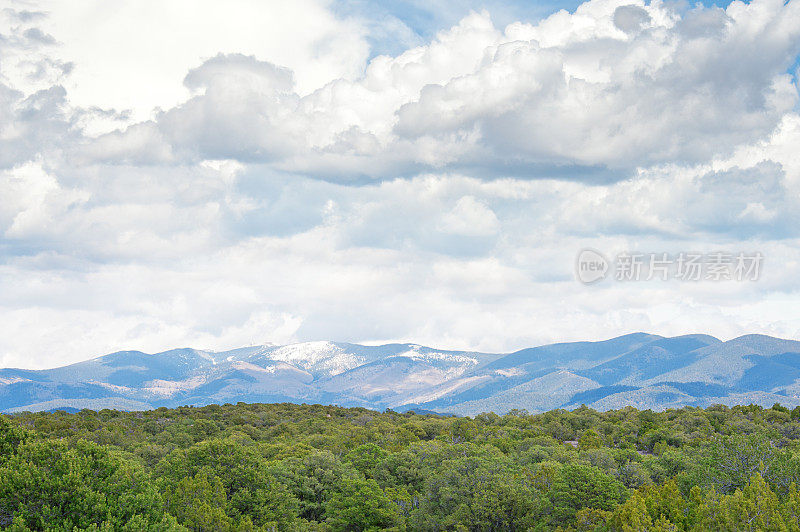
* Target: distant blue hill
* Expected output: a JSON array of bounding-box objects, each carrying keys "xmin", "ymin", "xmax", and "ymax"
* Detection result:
[{"xmin": 2, "ymin": 334, "xmax": 800, "ymax": 414}]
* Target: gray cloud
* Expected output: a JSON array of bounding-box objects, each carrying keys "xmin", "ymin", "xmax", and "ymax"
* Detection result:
[
  {"xmin": 1, "ymin": 8, "xmax": 47, "ymax": 23},
  {"xmin": 22, "ymin": 27, "xmax": 56, "ymax": 45},
  {"xmin": 613, "ymin": 5, "xmax": 651, "ymax": 33},
  {"xmin": 0, "ymin": 84, "xmax": 75, "ymax": 168}
]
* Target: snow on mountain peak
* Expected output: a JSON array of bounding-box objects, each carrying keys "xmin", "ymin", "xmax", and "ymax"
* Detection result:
[
  {"xmin": 263, "ymin": 341, "xmax": 364, "ymax": 376},
  {"xmin": 392, "ymin": 348, "xmax": 479, "ymax": 366}
]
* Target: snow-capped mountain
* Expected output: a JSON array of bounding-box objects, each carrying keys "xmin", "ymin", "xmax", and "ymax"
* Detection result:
[{"xmin": 3, "ymin": 334, "xmax": 800, "ymax": 414}]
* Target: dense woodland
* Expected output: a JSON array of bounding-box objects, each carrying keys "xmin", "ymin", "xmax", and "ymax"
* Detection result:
[{"xmin": 4, "ymin": 403, "xmax": 800, "ymax": 530}]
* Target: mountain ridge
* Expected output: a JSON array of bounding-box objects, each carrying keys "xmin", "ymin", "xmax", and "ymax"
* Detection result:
[{"xmin": 4, "ymin": 333, "xmax": 800, "ymax": 414}]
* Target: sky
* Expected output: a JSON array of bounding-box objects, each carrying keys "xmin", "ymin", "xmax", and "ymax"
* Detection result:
[{"xmin": 1, "ymin": 0, "xmax": 800, "ymax": 369}]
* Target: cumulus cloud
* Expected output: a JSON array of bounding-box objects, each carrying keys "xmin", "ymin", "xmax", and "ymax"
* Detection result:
[
  {"xmin": 20, "ymin": 0, "xmax": 369, "ymax": 123},
  {"xmin": 0, "ymin": 84, "xmax": 76, "ymax": 168},
  {"xmin": 84, "ymin": 0, "xmax": 800, "ymax": 178}
]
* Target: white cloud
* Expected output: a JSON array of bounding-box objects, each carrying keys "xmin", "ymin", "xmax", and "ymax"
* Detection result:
[
  {"xmin": 17, "ymin": 0, "xmax": 369, "ymax": 125},
  {"xmin": 0, "ymin": 162, "xmax": 88, "ymax": 238},
  {"xmin": 78, "ymin": 0, "xmax": 800, "ymax": 177},
  {"xmin": 1, "ymin": 154, "xmax": 798, "ymax": 367},
  {"xmin": 1, "ymin": 0, "xmax": 800, "ymax": 368},
  {"xmin": 438, "ymin": 196, "xmax": 500, "ymax": 236}
]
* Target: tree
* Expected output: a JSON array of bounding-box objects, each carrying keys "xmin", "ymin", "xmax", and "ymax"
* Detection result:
[
  {"xmin": 0, "ymin": 417, "xmax": 28, "ymax": 462},
  {"xmin": 548, "ymin": 464, "xmax": 628, "ymax": 525},
  {"xmin": 692, "ymin": 473, "xmax": 787, "ymax": 530},
  {"xmin": 163, "ymin": 472, "xmax": 230, "ymax": 531},
  {"xmin": 0, "ymin": 439, "xmax": 176, "ymax": 530},
  {"xmin": 270, "ymin": 450, "xmax": 360, "ymax": 522},
  {"xmin": 717, "ymin": 473, "xmax": 786, "ymax": 530},
  {"xmin": 325, "ymin": 477, "xmax": 399, "ymax": 531},
  {"xmin": 609, "ymin": 480, "xmax": 687, "ymax": 530},
  {"xmin": 699, "ymin": 434, "xmax": 797, "ymax": 494},
  {"xmin": 579, "ymin": 428, "xmax": 603, "ymax": 450},
  {"xmin": 345, "ymin": 442, "xmax": 388, "ymax": 479},
  {"xmin": 413, "ymin": 455, "xmax": 544, "ymax": 530},
  {"xmin": 156, "ymin": 436, "xmax": 299, "ymax": 529}
]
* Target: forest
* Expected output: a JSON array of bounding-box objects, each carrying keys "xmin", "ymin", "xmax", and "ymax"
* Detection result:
[{"xmin": 4, "ymin": 402, "xmax": 800, "ymax": 530}]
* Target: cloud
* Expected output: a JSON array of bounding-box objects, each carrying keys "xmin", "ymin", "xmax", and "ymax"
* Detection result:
[
  {"xmin": 22, "ymin": 0, "xmax": 370, "ymax": 125},
  {"xmin": 0, "ymin": 84, "xmax": 75, "ymax": 168},
  {"xmin": 160, "ymin": 55, "xmax": 300, "ymax": 162},
  {"xmin": 80, "ymin": 0, "xmax": 800, "ymax": 179},
  {"xmin": 613, "ymin": 5, "xmax": 651, "ymax": 33},
  {"xmin": 438, "ymin": 196, "xmax": 500, "ymax": 236},
  {"xmin": 22, "ymin": 27, "xmax": 56, "ymax": 45},
  {"xmin": 1, "ymin": 0, "xmax": 800, "ymax": 368},
  {"xmin": 3, "ymin": 135, "xmax": 799, "ymax": 367},
  {"xmin": 0, "ymin": 162, "xmax": 88, "ymax": 240}
]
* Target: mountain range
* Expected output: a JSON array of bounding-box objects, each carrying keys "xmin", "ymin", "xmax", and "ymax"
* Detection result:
[{"xmin": 3, "ymin": 333, "xmax": 800, "ymax": 415}]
